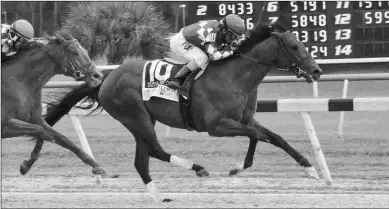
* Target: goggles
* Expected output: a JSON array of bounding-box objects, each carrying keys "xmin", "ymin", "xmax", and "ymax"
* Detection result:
[{"xmin": 8, "ymin": 31, "xmax": 20, "ymax": 42}]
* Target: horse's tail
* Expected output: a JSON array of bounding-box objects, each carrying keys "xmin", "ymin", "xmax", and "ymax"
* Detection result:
[{"xmin": 44, "ymin": 69, "xmax": 113, "ymax": 127}]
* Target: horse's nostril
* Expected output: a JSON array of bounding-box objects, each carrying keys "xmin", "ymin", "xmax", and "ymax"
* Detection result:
[{"xmin": 313, "ymin": 69, "xmax": 322, "ymax": 76}]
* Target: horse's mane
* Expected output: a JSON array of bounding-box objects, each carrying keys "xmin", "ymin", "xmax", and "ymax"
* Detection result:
[
  {"xmin": 238, "ymin": 22, "xmax": 288, "ymax": 54},
  {"xmin": 19, "ymin": 40, "xmax": 45, "ymax": 52},
  {"xmin": 46, "ymin": 30, "xmax": 76, "ymax": 42}
]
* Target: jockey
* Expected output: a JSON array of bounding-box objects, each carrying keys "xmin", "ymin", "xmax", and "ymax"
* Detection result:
[
  {"xmin": 1, "ymin": 19, "xmax": 34, "ymax": 58},
  {"xmin": 165, "ymin": 14, "xmax": 246, "ymax": 90}
]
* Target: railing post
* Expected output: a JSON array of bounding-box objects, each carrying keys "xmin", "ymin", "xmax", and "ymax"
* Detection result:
[
  {"xmin": 313, "ymin": 81, "xmax": 319, "ymax": 98},
  {"xmin": 69, "ymin": 115, "xmax": 102, "ymax": 184},
  {"xmin": 338, "ymin": 79, "xmax": 349, "ymax": 139},
  {"xmin": 300, "ymin": 112, "xmax": 332, "ymax": 186}
]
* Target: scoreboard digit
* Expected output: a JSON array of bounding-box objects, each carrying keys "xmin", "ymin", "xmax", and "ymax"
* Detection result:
[{"xmin": 183, "ymin": 1, "xmax": 389, "ymax": 63}]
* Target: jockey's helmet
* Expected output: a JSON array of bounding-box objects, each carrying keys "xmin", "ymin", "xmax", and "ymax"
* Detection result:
[
  {"xmin": 10, "ymin": 20, "xmax": 34, "ymax": 41},
  {"xmin": 220, "ymin": 14, "xmax": 245, "ymax": 37}
]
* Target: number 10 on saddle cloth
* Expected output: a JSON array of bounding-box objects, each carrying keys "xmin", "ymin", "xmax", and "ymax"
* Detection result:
[{"xmin": 142, "ymin": 59, "xmax": 182, "ymax": 102}]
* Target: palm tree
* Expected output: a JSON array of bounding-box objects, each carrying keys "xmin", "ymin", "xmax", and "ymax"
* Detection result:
[
  {"xmin": 27, "ymin": 2, "xmax": 37, "ymax": 30},
  {"xmin": 151, "ymin": 2, "xmax": 182, "ymax": 32},
  {"xmin": 60, "ymin": 2, "xmax": 171, "ymax": 65},
  {"xmin": 60, "ymin": 2, "xmax": 100, "ymax": 59}
]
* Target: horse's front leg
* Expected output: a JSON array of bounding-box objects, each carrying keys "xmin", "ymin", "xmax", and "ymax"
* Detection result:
[
  {"xmin": 208, "ymin": 117, "xmax": 268, "ymax": 173},
  {"xmin": 38, "ymin": 118, "xmax": 108, "ymax": 176},
  {"xmin": 229, "ymin": 118, "xmax": 319, "ymax": 179}
]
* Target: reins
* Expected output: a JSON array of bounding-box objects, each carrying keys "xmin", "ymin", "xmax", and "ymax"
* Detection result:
[{"xmin": 238, "ymin": 32, "xmax": 312, "ymax": 79}]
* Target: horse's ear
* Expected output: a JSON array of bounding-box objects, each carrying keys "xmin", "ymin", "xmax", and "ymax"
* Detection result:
[
  {"xmin": 43, "ymin": 31, "xmax": 49, "ymax": 38},
  {"xmin": 66, "ymin": 32, "xmax": 75, "ymax": 40},
  {"xmin": 270, "ymin": 22, "xmax": 288, "ymax": 33},
  {"xmin": 43, "ymin": 31, "xmax": 54, "ymax": 41}
]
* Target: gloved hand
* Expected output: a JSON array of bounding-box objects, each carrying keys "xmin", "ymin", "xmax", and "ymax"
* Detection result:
[
  {"xmin": 231, "ymin": 40, "xmax": 240, "ymax": 48},
  {"xmin": 1, "ymin": 41, "xmax": 12, "ymax": 53}
]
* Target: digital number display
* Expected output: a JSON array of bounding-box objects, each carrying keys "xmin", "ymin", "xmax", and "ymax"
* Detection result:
[
  {"xmin": 186, "ymin": 1, "xmax": 263, "ymax": 30},
  {"xmin": 184, "ymin": 1, "xmax": 389, "ymax": 62},
  {"xmin": 217, "ymin": 3, "xmax": 254, "ymax": 16}
]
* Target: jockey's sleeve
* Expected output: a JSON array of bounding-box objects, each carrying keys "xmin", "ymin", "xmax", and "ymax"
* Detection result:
[
  {"xmin": 205, "ymin": 43, "xmax": 234, "ymax": 60},
  {"xmin": 1, "ymin": 24, "xmax": 10, "ymax": 39},
  {"xmin": 1, "ymin": 28, "xmax": 8, "ymax": 43}
]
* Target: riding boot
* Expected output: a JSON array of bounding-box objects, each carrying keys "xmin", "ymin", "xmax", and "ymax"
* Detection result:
[{"xmin": 165, "ymin": 65, "xmax": 191, "ymax": 90}]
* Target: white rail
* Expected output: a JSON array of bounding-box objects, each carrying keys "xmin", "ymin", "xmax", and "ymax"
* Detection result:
[{"xmin": 314, "ymin": 57, "xmax": 389, "ymax": 64}]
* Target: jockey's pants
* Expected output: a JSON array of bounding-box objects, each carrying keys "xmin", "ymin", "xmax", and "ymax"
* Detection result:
[{"xmin": 169, "ymin": 29, "xmax": 209, "ymax": 71}]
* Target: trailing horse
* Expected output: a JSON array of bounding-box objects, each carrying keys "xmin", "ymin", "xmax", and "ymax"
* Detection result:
[
  {"xmin": 44, "ymin": 23, "xmax": 323, "ymax": 202},
  {"xmin": 1, "ymin": 31, "xmax": 111, "ymax": 177}
]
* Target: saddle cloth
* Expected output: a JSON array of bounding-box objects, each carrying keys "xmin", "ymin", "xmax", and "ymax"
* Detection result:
[{"xmin": 142, "ymin": 59, "xmax": 183, "ymax": 102}]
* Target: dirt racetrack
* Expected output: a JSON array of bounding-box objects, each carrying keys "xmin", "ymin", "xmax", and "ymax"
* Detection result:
[
  {"xmin": 2, "ymin": 175, "xmax": 389, "ymax": 208},
  {"xmin": 2, "ymin": 80, "xmax": 389, "ymax": 208}
]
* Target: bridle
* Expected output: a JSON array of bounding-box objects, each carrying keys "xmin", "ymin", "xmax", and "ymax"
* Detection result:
[
  {"xmin": 60, "ymin": 39, "xmax": 93, "ymax": 79},
  {"xmin": 239, "ymin": 31, "xmax": 313, "ymax": 79}
]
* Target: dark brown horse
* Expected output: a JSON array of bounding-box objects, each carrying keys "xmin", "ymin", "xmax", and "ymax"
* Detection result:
[
  {"xmin": 43, "ymin": 23, "xmax": 323, "ymax": 202},
  {"xmin": 1, "ymin": 31, "xmax": 109, "ymax": 177}
]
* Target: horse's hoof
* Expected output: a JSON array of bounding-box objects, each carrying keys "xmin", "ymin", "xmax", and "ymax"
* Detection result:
[
  {"xmin": 304, "ymin": 166, "xmax": 320, "ymax": 180},
  {"xmin": 229, "ymin": 162, "xmax": 244, "ymax": 176},
  {"xmin": 196, "ymin": 168, "xmax": 209, "ymax": 177},
  {"xmin": 92, "ymin": 167, "xmax": 107, "ymax": 175},
  {"xmin": 20, "ymin": 160, "xmax": 30, "ymax": 175},
  {"xmin": 229, "ymin": 168, "xmax": 241, "ymax": 176},
  {"xmin": 162, "ymin": 198, "xmax": 173, "ymax": 202}
]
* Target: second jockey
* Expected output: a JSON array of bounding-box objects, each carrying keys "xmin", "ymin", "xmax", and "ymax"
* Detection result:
[
  {"xmin": 1, "ymin": 19, "xmax": 34, "ymax": 58},
  {"xmin": 165, "ymin": 14, "xmax": 246, "ymax": 90}
]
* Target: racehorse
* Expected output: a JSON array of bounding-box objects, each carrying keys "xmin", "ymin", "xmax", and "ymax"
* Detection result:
[
  {"xmin": 43, "ymin": 23, "xmax": 323, "ymax": 202},
  {"xmin": 1, "ymin": 31, "xmax": 110, "ymax": 177}
]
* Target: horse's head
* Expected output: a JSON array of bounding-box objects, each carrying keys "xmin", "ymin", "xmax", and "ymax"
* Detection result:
[
  {"xmin": 238, "ymin": 23, "xmax": 323, "ymax": 83},
  {"xmin": 268, "ymin": 25, "xmax": 323, "ymax": 82},
  {"xmin": 45, "ymin": 31, "xmax": 104, "ymax": 87}
]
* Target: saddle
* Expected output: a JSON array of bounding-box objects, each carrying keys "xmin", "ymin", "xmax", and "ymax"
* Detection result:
[
  {"xmin": 175, "ymin": 67, "xmax": 201, "ymax": 132},
  {"xmin": 162, "ymin": 53, "xmax": 200, "ymax": 131}
]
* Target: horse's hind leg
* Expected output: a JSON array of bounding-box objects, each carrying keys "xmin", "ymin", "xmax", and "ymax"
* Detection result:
[
  {"xmin": 117, "ymin": 119, "xmax": 167, "ymax": 202},
  {"xmin": 110, "ymin": 100, "xmax": 208, "ymax": 177},
  {"xmin": 132, "ymin": 135, "xmax": 171, "ymax": 202},
  {"xmin": 116, "ymin": 112, "xmax": 207, "ymax": 202},
  {"xmin": 231, "ymin": 119, "xmax": 319, "ymax": 179},
  {"xmin": 148, "ymin": 118, "xmax": 208, "ymax": 177},
  {"xmin": 2, "ymin": 119, "xmax": 47, "ymax": 175}
]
